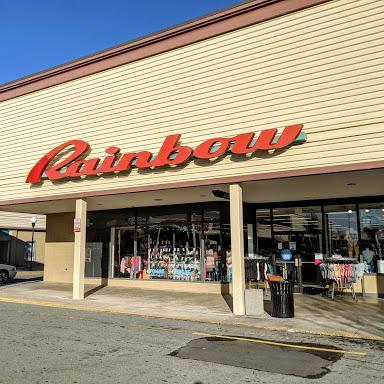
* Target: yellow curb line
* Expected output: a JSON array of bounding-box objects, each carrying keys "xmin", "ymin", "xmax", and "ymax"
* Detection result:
[
  {"xmin": 193, "ymin": 332, "xmax": 367, "ymax": 356},
  {"xmin": 0, "ymin": 296, "xmax": 382, "ymax": 342}
]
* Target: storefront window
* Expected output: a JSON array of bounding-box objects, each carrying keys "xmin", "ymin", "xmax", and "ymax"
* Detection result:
[
  {"xmin": 359, "ymin": 203, "xmax": 384, "ymax": 273},
  {"xmin": 220, "ymin": 203, "xmax": 231, "ymax": 282},
  {"xmin": 272, "ymin": 207, "xmax": 323, "ymax": 283},
  {"xmin": 87, "ymin": 203, "xmax": 229, "ymax": 283},
  {"xmin": 87, "ymin": 209, "xmax": 135, "ymax": 278},
  {"xmin": 255, "ymin": 209, "xmax": 273, "ymax": 257},
  {"xmin": 273, "ymin": 207, "xmax": 322, "ymax": 233},
  {"xmin": 203, "ymin": 209, "xmax": 223, "ymax": 282},
  {"xmin": 87, "ymin": 199, "xmax": 384, "ymax": 286},
  {"xmin": 324, "ymin": 205, "xmax": 358, "ymax": 259},
  {"xmin": 137, "ymin": 208, "xmax": 202, "ymax": 281}
]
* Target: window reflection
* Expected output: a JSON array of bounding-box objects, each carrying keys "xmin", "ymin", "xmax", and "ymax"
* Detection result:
[
  {"xmin": 272, "ymin": 207, "xmax": 323, "ymax": 284},
  {"xmin": 136, "ymin": 210, "xmax": 202, "ymax": 281},
  {"xmin": 255, "ymin": 209, "xmax": 273, "ymax": 257},
  {"xmin": 324, "ymin": 205, "xmax": 358, "ymax": 258},
  {"xmin": 88, "ymin": 204, "xmax": 231, "ymax": 283},
  {"xmin": 359, "ymin": 203, "xmax": 384, "ymax": 273},
  {"xmin": 204, "ymin": 210, "xmax": 225, "ymax": 282}
]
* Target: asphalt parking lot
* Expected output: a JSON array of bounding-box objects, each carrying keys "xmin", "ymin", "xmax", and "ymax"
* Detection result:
[{"xmin": 1, "ymin": 301, "xmax": 383, "ymax": 384}]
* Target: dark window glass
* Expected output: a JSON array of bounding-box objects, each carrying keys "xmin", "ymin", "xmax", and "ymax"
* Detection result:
[
  {"xmin": 255, "ymin": 209, "xmax": 273, "ymax": 257},
  {"xmin": 324, "ymin": 205, "xmax": 358, "ymax": 259},
  {"xmin": 359, "ymin": 203, "xmax": 384, "ymax": 273}
]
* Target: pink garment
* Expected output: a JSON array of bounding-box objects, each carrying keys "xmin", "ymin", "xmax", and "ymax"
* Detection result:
[
  {"xmin": 120, "ymin": 257, "xmax": 129, "ymax": 274},
  {"xmin": 206, "ymin": 256, "xmax": 214, "ymax": 272},
  {"xmin": 130, "ymin": 256, "xmax": 142, "ymax": 272}
]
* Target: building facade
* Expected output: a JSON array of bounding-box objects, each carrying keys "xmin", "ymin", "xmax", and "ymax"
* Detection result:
[
  {"xmin": 1, "ymin": 0, "xmax": 383, "ymax": 313},
  {"xmin": 0, "ymin": 212, "xmax": 46, "ymax": 267}
]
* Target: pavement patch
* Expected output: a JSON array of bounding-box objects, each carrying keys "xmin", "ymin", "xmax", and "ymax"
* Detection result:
[
  {"xmin": 170, "ymin": 334, "xmax": 364, "ymax": 379},
  {"xmin": 193, "ymin": 332, "xmax": 366, "ymax": 356}
]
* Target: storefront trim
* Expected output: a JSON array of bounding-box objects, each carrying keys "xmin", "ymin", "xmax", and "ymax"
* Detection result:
[
  {"xmin": 0, "ymin": 0, "xmax": 332, "ymax": 102},
  {"xmin": 83, "ymin": 278, "xmax": 231, "ymax": 294},
  {"xmin": 1, "ymin": 158, "xmax": 384, "ymax": 207}
]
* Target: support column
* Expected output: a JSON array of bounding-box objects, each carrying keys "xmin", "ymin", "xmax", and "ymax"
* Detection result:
[
  {"xmin": 73, "ymin": 199, "xmax": 87, "ymax": 300},
  {"xmin": 230, "ymin": 184, "xmax": 246, "ymax": 315}
]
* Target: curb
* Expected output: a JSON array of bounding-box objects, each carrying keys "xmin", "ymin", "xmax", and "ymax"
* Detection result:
[
  {"xmin": 0, "ymin": 295, "xmax": 383, "ymax": 342},
  {"xmin": 15, "ymin": 271, "xmax": 44, "ymax": 276}
]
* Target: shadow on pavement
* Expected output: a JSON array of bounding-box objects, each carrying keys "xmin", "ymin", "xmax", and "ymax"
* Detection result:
[
  {"xmin": 1, "ymin": 276, "xmax": 43, "ymax": 287},
  {"xmin": 220, "ymin": 283, "xmax": 233, "ymax": 312},
  {"xmin": 84, "ymin": 278, "xmax": 108, "ymax": 298}
]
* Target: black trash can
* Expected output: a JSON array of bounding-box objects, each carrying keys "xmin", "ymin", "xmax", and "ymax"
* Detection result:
[{"xmin": 269, "ymin": 281, "xmax": 294, "ymax": 318}]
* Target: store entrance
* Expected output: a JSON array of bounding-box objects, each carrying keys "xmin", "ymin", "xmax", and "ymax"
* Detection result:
[
  {"xmin": 273, "ymin": 232, "xmax": 323, "ymax": 288},
  {"xmin": 252, "ymin": 206, "xmax": 325, "ymax": 291},
  {"xmin": 272, "ymin": 207, "xmax": 324, "ymax": 290},
  {"xmin": 111, "ymin": 226, "xmax": 138, "ymax": 279}
]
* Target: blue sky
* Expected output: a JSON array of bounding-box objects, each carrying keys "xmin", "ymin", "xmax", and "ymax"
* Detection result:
[{"xmin": 1, "ymin": 0, "xmax": 241, "ymax": 85}]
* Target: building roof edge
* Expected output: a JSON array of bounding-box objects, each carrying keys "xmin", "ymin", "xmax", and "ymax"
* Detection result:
[{"xmin": 0, "ymin": 0, "xmax": 330, "ymax": 102}]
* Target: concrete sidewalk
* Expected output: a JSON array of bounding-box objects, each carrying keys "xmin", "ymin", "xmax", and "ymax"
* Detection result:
[{"xmin": 0, "ymin": 277, "xmax": 383, "ymax": 341}]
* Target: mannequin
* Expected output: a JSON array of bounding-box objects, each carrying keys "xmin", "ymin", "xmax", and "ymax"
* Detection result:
[{"xmin": 346, "ymin": 228, "xmax": 359, "ymax": 258}]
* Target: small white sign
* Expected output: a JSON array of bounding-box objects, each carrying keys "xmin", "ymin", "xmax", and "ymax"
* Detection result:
[
  {"xmin": 289, "ymin": 241, "xmax": 296, "ymax": 251},
  {"xmin": 74, "ymin": 218, "xmax": 81, "ymax": 232},
  {"xmin": 315, "ymin": 253, "xmax": 324, "ymax": 260},
  {"xmin": 277, "ymin": 242, "xmax": 283, "ymax": 250}
]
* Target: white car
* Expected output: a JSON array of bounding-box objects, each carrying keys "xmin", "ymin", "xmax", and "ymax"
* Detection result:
[{"xmin": 0, "ymin": 264, "xmax": 17, "ymax": 284}]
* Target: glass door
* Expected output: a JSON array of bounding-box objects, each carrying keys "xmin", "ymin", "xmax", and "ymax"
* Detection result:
[
  {"xmin": 112, "ymin": 226, "xmax": 136, "ymax": 278},
  {"xmin": 272, "ymin": 207, "xmax": 323, "ymax": 288}
]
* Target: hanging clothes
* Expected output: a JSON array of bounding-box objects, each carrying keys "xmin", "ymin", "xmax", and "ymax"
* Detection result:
[
  {"xmin": 244, "ymin": 259, "xmax": 271, "ymax": 282},
  {"xmin": 319, "ymin": 262, "xmax": 364, "ymax": 288}
]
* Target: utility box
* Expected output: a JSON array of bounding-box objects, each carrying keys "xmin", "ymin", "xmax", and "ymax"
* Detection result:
[{"xmin": 245, "ymin": 288, "xmax": 264, "ymax": 316}]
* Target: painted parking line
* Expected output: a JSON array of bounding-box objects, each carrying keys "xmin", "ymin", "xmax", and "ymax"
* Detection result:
[{"xmin": 193, "ymin": 332, "xmax": 367, "ymax": 356}]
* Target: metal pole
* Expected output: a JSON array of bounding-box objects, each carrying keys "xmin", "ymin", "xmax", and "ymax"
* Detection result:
[{"xmin": 30, "ymin": 223, "xmax": 35, "ymax": 271}]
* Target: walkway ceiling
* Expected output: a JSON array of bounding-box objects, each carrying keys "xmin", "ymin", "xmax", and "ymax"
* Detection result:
[{"xmin": 0, "ymin": 169, "xmax": 382, "ymax": 215}]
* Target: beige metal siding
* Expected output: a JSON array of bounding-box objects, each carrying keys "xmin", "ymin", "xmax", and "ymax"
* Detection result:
[
  {"xmin": 0, "ymin": 212, "xmax": 46, "ymax": 230},
  {"xmin": 1, "ymin": 0, "xmax": 383, "ymax": 202}
]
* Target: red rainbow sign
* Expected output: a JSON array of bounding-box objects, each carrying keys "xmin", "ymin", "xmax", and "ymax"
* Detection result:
[{"xmin": 26, "ymin": 124, "xmax": 304, "ymax": 184}]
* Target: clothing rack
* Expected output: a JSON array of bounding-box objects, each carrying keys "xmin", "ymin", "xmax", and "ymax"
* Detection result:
[
  {"xmin": 319, "ymin": 260, "xmax": 364, "ymax": 302},
  {"xmin": 324, "ymin": 257, "xmax": 358, "ymax": 264},
  {"xmin": 244, "ymin": 255, "xmax": 269, "ymax": 260},
  {"xmin": 244, "ymin": 257, "xmax": 273, "ymax": 293}
]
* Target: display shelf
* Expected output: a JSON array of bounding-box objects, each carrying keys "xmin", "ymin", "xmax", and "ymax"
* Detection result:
[{"xmin": 147, "ymin": 245, "xmax": 201, "ymax": 281}]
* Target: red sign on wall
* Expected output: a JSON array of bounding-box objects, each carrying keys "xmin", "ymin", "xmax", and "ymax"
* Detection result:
[{"xmin": 26, "ymin": 124, "xmax": 304, "ymax": 184}]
